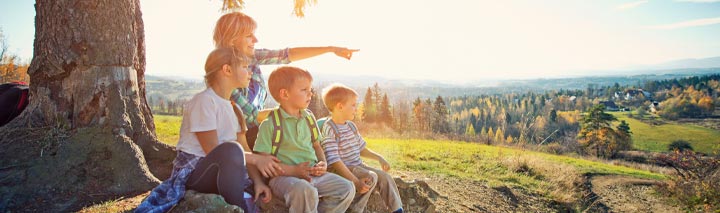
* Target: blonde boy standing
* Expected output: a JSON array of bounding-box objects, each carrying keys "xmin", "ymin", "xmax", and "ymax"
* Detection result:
[
  {"xmin": 320, "ymin": 83, "xmax": 404, "ymax": 213},
  {"xmin": 253, "ymin": 67, "xmax": 354, "ymax": 213}
]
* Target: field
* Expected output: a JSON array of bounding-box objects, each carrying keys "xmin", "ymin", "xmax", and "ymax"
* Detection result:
[
  {"xmin": 154, "ymin": 115, "xmax": 182, "ymax": 146},
  {"xmin": 153, "ymin": 115, "xmax": 664, "ymax": 201},
  {"xmin": 610, "ymin": 112, "xmax": 720, "ymax": 154}
]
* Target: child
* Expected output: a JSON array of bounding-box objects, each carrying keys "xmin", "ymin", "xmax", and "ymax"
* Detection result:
[
  {"xmin": 320, "ymin": 83, "xmax": 404, "ymax": 213},
  {"xmin": 213, "ymin": 12, "xmax": 359, "ymax": 148},
  {"xmin": 253, "ymin": 66, "xmax": 354, "ymax": 213},
  {"xmin": 136, "ymin": 48, "xmax": 278, "ymax": 213}
]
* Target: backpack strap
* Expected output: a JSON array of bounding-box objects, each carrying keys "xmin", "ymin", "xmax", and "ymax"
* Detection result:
[
  {"xmin": 325, "ymin": 117, "xmax": 342, "ymax": 142},
  {"xmin": 346, "ymin": 121, "xmax": 360, "ymax": 138},
  {"xmin": 269, "ymin": 108, "xmax": 283, "ymax": 156},
  {"xmin": 269, "ymin": 108, "xmax": 319, "ymax": 156},
  {"xmin": 324, "ymin": 118, "xmax": 360, "ymax": 142},
  {"xmin": 304, "ymin": 109, "xmax": 320, "ymax": 143}
]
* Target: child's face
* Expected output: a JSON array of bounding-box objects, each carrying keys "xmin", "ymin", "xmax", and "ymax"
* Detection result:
[
  {"xmin": 284, "ymin": 77, "xmax": 313, "ymax": 110},
  {"xmin": 233, "ymin": 30, "xmax": 258, "ymax": 56},
  {"xmin": 231, "ymin": 64, "xmax": 251, "ymax": 88},
  {"xmin": 337, "ymin": 95, "xmax": 358, "ymax": 121}
]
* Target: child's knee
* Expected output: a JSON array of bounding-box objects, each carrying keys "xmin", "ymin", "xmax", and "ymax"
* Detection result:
[
  {"xmin": 368, "ymin": 171, "xmax": 379, "ymax": 187},
  {"xmin": 340, "ymin": 179, "xmax": 356, "ymax": 199},
  {"xmin": 377, "ymin": 170, "xmax": 393, "ymax": 183},
  {"xmin": 287, "ymin": 181, "xmax": 319, "ymax": 202}
]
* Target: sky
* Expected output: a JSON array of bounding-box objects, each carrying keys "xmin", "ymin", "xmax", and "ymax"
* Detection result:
[{"xmin": 1, "ymin": 0, "xmax": 720, "ymax": 83}]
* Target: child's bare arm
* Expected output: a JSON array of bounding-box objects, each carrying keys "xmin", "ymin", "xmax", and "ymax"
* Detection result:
[
  {"xmin": 247, "ymin": 164, "xmax": 273, "ymax": 203},
  {"xmin": 195, "ymin": 130, "xmax": 220, "ymax": 154},
  {"xmin": 360, "ymin": 148, "xmax": 391, "ymax": 171},
  {"xmin": 330, "ymin": 161, "xmax": 371, "ymax": 194},
  {"xmin": 311, "ymin": 141, "xmax": 328, "ymax": 176},
  {"xmin": 278, "ymin": 162, "xmax": 311, "ymax": 181}
]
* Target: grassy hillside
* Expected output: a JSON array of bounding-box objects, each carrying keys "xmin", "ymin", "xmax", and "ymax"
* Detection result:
[
  {"xmin": 154, "ymin": 115, "xmax": 182, "ymax": 146},
  {"xmin": 153, "ymin": 115, "xmax": 664, "ymax": 202},
  {"xmin": 610, "ymin": 112, "xmax": 720, "ymax": 154}
]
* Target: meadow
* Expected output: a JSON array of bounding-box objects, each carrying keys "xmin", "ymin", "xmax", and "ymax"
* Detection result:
[
  {"xmin": 610, "ymin": 112, "xmax": 720, "ymax": 154},
  {"xmin": 154, "ymin": 115, "xmax": 665, "ymax": 202}
]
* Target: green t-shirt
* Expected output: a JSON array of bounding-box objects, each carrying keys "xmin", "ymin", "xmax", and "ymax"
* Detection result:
[{"xmin": 254, "ymin": 107, "xmax": 318, "ymax": 166}]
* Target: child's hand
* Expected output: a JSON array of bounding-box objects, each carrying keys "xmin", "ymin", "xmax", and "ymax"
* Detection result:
[
  {"xmin": 310, "ymin": 161, "xmax": 327, "ymax": 176},
  {"xmin": 292, "ymin": 162, "xmax": 312, "ymax": 182},
  {"xmin": 255, "ymin": 154, "xmax": 284, "ymax": 178},
  {"xmin": 253, "ymin": 181, "xmax": 273, "ymax": 203},
  {"xmin": 354, "ymin": 177, "xmax": 372, "ymax": 194},
  {"xmin": 332, "ymin": 47, "xmax": 359, "ymax": 60},
  {"xmin": 380, "ymin": 157, "xmax": 391, "ymax": 172}
]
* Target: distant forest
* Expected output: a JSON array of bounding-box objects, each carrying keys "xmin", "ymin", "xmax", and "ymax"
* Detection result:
[
  {"xmin": 144, "ymin": 72, "xmax": 719, "ymax": 157},
  {"xmin": 307, "ymin": 74, "xmax": 720, "ymax": 157}
]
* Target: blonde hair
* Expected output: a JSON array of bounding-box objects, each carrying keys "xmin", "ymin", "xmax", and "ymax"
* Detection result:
[
  {"xmin": 322, "ymin": 83, "xmax": 358, "ymax": 112},
  {"xmin": 204, "ymin": 48, "xmax": 247, "ymax": 87},
  {"xmin": 267, "ymin": 66, "xmax": 313, "ymax": 101},
  {"xmin": 213, "ymin": 12, "xmax": 257, "ymax": 49}
]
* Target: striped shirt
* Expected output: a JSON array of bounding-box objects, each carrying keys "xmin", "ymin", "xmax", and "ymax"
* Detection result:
[{"xmin": 321, "ymin": 121, "xmax": 366, "ymax": 167}]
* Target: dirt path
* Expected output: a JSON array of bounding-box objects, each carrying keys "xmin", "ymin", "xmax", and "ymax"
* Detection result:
[
  {"xmin": 81, "ymin": 172, "xmax": 681, "ymax": 213},
  {"xmin": 393, "ymin": 171, "xmax": 564, "ymax": 213},
  {"xmin": 589, "ymin": 175, "xmax": 682, "ymax": 213}
]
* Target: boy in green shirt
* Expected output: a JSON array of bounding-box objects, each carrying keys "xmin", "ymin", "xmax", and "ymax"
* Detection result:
[{"xmin": 254, "ymin": 66, "xmax": 354, "ymax": 213}]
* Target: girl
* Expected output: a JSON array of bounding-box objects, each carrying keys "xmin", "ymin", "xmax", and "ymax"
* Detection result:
[
  {"xmin": 136, "ymin": 48, "xmax": 277, "ymax": 213},
  {"xmin": 213, "ymin": 12, "xmax": 359, "ymax": 153}
]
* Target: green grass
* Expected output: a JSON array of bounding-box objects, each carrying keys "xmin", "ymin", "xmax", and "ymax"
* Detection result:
[
  {"xmin": 365, "ymin": 138, "xmax": 664, "ymax": 181},
  {"xmin": 153, "ymin": 115, "xmax": 666, "ymax": 201},
  {"xmin": 610, "ymin": 112, "xmax": 720, "ymax": 154},
  {"xmin": 154, "ymin": 114, "xmax": 182, "ymax": 146},
  {"xmin": 363, "ymin": 138, "xmax": 664, "ymax": 201}
]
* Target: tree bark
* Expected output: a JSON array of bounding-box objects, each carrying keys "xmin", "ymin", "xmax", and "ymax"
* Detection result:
[{"xmin": 0, "ymin": 0, "xmax": 174, "ymax": 211}]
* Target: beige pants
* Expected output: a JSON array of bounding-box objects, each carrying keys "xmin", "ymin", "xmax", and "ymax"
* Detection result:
[
  {"xmin": 347, "ymin": 164, "xmax": 403, "ymax": 213},
  {"xmin": 269, "ymin": 173, "xmax": 355, "ymax": 213}
]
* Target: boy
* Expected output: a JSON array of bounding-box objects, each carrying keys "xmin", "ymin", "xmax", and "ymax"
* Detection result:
[
  {"xmin": 254, "ymin": 66, "xmax": 354, "ymax": 213},
  {"xmin": 320, "ymin": 83, "xmax": 404, "ymax": 213}
]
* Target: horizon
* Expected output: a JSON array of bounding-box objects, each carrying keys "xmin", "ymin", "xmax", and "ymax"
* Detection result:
[{"xmin": 1, "ymin": 0, "xmax": 720, "ymax": 83}]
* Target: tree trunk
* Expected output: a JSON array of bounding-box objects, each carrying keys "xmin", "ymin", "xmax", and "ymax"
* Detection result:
[{"xmin": 0, "ymin": 0, "xmax": 174, "ymax": 211}]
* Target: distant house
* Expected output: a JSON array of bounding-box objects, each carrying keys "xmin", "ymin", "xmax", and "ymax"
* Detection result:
[
  {"xmin": 649, "ymin": 101, "xmax": 660, "ymax": 112},
  {"xmin": 600, "ymin": 101, "xmax": 620, "ymax": 111},
  {"xmin": 623, "ymin": 89, "xmax": 652, "ymax": 101}
]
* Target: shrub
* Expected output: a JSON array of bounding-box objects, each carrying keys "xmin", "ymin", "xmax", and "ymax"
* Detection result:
[
  {"xmin": 655, "ymin": 150, "xmax": 720, "ymax": 211},
  {"xmin": 668, "ymin": 140, "xmax": 693, "ymax": 152}
]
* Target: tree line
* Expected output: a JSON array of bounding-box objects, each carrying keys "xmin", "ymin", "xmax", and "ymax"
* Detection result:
[
  {"xmin": 342, "ymin": 74, "xmax": 719, "ymax": 158},
  {"xmin": 0, "ymin": 28, "xmax": 30, "ymax": 83}
]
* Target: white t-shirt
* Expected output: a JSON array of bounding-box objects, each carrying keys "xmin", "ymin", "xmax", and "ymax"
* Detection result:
[{"xmin": 176, "ymin": 88, "xmax": 246, "ymax": 157}]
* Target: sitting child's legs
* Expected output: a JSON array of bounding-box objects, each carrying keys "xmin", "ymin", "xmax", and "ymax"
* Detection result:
[
  {"xmin": 311, "ymin": 173, "xmax": 355, "ymax": 213},
  {"xmin": 361, "ymin": 165, "xmax": 403, "ymax": 211},
  {"xmin": 269, "ymin": 176, "xmax": 319, "ymax": 213},
  {"xmin": 347, "ymin": 165, "xmax": 379, "ymax": 213},
  {"xmin": 186, "ymin": 142, "xmax": 250, "ymax": 210}
]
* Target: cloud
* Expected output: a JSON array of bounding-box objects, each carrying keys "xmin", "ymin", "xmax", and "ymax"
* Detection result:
[
  {"xmin": 646, "ymin": 17, "xmax": 720, "ymax": 30},
  {"xmin": 675, "ymin": 0, "xmax": 720, "ymax": 2},
  {"xmin": 616, "ymin": 0, "xmax": 649, "ymax": 10}
]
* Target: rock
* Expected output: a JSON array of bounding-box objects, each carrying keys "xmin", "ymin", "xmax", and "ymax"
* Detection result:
[{"xmin": 171, "ymin": 190, "xmax": 244, "ymax": 213}]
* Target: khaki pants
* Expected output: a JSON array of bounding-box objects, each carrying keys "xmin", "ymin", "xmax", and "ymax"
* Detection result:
[
  {"xmin": 269, "ymin": 173, "xmax": 354, "ymax": 213},
  {"xmin": 347, "ymin": 164, "xmax": 403, "ymax": 213}
]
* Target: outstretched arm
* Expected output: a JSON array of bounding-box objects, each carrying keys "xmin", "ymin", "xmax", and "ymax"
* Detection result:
[
  {"xmin": 360, "ymin": 147, "xmax": 391, "ymax": 171},
  {"xmin": 289, "ymin": 46, "xmax": 359, "ymax": 62}
]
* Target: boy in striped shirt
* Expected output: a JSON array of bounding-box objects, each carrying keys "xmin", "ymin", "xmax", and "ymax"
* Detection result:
[{"xmin": 320, "ymin": 83, "xmax": 403, "ymax": 213}]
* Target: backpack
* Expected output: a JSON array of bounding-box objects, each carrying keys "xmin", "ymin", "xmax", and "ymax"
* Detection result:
[
  {"xmin": 0, "ymin": 82, "xmax": 29, "ymax": 127},
  {"xmin": 317, "ymin": 117, "xmax": 359, "ymax": 143},
  {"xmin": 267, "ymin": 108, "xmax": 319, "ymax": 156}
]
